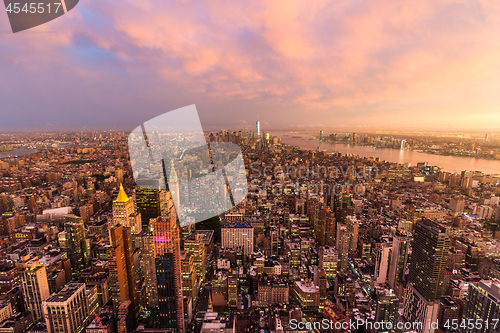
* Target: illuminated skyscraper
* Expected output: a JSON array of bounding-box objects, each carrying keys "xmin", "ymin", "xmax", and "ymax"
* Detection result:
[
  {"xmin": 403, "ymin": 218, "xmax": 450, "ymax": 333},
  {"xmin": 151, "ymin": 213, "xmax": 184, "ymax": 333},
  {"xmin": 227, "ymin": 271, "xmax": 238, "ymax": 308},
  {"xmin": 136, "ymin": 179, "xmax": 169, "ymax": 228},
  {"xmin": 319, "ymin": 246, "xmax": 338, "ymax": 278},
  {"xmin": 256, "ymin": 120, "xmax": 261, "ymax": 139},
  {"xmin": 141, "ymin": 228, "xmax": 158, "ymax": 307},
  {"xmin": 316, "ymin": 207, "xmax": 335, "ymax": 247},
  {"xmin": 181, "ymin": 251, "xmax": 197, "ymax": 299},
  {"xmin": 388, "ymin": 232, "xmax": 411, "ymax": 288},
  {"xmin": 19, "ymin": 257, "xmax": 50, "ymax": 321},
  {"xmin": 64, "ymin": 215, "xmax": 89, "ymax": 276},
  {"xmin": 184, "ymin": 234, "xmax": 206, "ymax": 279},
  {"xmin": 375, "ymin": 289, "xmax": 400, "ymax": 327},
  {"xmin": 113, "ymin": 184, "xmax": 141, "ymax": 234},
  {"xmin": 108, "ymin": 224, "xmax": 137, "ymax": 318},
  {"xmin": 346, "ymin": 215, "xmax": 359, "ymax": 252},
  {"xmin": 336, "ymin": 223, "xmax": 349, "ymax": 271},
  {"xmin": 464, "ymin": 280, "xmax": 500, "ymax": 333}
]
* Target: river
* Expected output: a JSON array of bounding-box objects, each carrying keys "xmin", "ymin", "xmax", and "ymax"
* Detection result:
[
  {"xmin": 0, "ymin": 144, "xmax": 69, "ymax": 159},
  {"xmin": 273, "ymin": 132, "xmax": 500, "ymax": 175},
  {"xmin": 0, "ymin": 149, "xmax": 39, "ymax": 158}
]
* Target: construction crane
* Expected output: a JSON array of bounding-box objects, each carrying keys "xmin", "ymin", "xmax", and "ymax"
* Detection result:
[{"xmin": 93, "ymin": 311, "xmax": 107, "ymax": 333}]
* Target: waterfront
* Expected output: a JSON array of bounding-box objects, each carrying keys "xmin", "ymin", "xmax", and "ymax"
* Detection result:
[
  {"xmin": 274, "ymin": 132, "xmax": 500, "ymax": 175},
  {"xmin": 0, "ymin": 148, "xmax": 39, "ymax": 158},
  {"xmin": 0, "ymin": 144, "xmax": 68, "ymax": 159}
]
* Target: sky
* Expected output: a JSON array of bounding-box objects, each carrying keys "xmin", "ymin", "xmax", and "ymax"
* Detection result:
[{"xmin": 1, "ymin": 0, "xmax": 500, "ymax": 132}]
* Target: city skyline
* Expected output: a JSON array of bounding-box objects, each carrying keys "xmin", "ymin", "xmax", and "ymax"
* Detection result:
[
  {"xmin": 2, "ymin": 1, "xmax": 500, "ymax": 131},
  {"xmin": 0, "ymin": 129, "xmax": 500, "ymax": 333},
  {"xmin": 2, "ymin": 1, "xmax": 500, "ymax": 332}
]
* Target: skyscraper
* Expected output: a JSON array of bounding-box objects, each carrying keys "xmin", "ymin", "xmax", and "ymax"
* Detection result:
[
  {"xmin": 227, "ymin": 271, "xmax": 238, "ymax": 308},
  {"xmin": 184, "ymin": 233, "xmax": 206, "ymax": 279},
  {"xmin": 346, "ymin": 215, "xmax": 359, "ymax": 252},
  {"xmin": 136, "ymin": 178, "xmax": 169, "ymax": 228},
  {"xmin": 375, "ymin": 289, "xmax": 400, "ymax": 328},
  {"xmin": 152, "ymin": 214, "xmax": 184, "ymax": 333},
  {"xmin": 464, "ymin": 280, "xmax": 500, "ymax": 333},
  {"xmin": 256, "ymin": 120, "xmax": 261, "ymax": 139},
  {"xmin": 180, "ymin": 251, "xmax": 197, "ymax": 299},
  {"xmin": 108, "ymin": 224, "xmax": 137, "ymax": 317},
  {"xmin": 319, "ymin": 246, "xmax": 338, "ymax": 278},
  {"xmin": 316, "ymin": 207, "xmax": 336, "ymax": 247},
  {"xmin": 64, "ymin": 214, "xmax": 89, "ymax": 276},
  {"xmin": 19, "ymin": 256, "xmax": 50, "ymax": 321},
  {"xmin": 374, "ymin": 243, "xmax": 392, "ymax": 285},
  {"xmin": 168, "ymin": 160, "xmax": 181, "ymax": 214},
  {"xmin": 403, "ymin": 218, "xmax": 450, "ymax": 333},
  {"xmin": 113, "ymin": 184, "xmax": 141, "ymax": 234},
  {"xmin": 141, "ymin": 228, "xmax": 158, "ymax": 308},
  {"xmin": 336, "ymin": 223, "xmax": 349, "ymax": 271},
  {"xmin": 388, "ymin": 232, "xmax": 411, "ymax": 288}
]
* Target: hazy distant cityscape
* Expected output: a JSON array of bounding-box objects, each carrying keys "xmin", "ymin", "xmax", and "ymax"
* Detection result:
[{"xmin": 0, "ymin": 122, "xmax": 499, "ymax": 333}]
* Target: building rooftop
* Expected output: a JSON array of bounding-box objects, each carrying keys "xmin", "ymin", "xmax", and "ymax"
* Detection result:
[
  {"xmin": 45, "ymin": 283, "xmax": 84, "ymax": 303},
  {"xmin": 295, "ymin": 280, "xmax": 319, "ymax": 294},
  {"xmin": 222, "ymin": 221, "xmax": 251, "ymax": 228},
  {"xmin": 114, "ymin": 184, "xmax": 129, "ymax": 203},
  {"xmin": 478, "ymin": 279, "xmax": 500, "ymax": 301}
]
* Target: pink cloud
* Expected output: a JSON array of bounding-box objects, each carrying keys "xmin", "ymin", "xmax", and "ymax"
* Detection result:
[{"xmin": 1, "ymin": 0, "xmax": 500, "ymax": 130}]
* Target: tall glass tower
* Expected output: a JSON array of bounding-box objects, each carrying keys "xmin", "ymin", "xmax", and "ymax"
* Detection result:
[
  {"xmin": 152, "ymin": 212, "xmax": 184, "ymax": 333},
  {"xmin": 403, "ymin": 218, "xmax": 450, "ymax": 333}
]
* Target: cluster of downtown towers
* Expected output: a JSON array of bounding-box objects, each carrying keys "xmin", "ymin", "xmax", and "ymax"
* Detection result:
[{"xmin": 59, "ymin": 181, "xmax": 185, "ymax": 332}]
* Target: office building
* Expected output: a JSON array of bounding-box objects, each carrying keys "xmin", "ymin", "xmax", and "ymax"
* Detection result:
[
  {"xmin": 375, "ymin": 289, "xmax": 400, "ymax": 328},
  {"xmin": 227, "ymin": 271, "xmax": 238, "ymax": 308},
  {"xmin": 64, "ymin": 215, "xmax": 90, "ymax": 276},
  {"xmin": 449, "ymin": 196, "xmax": 465, "ymax": 213},
  {"xmin": 19, "ymin": 256, "xmax": 50, "ymax": 321},
  {"xmin": 346, "ymin": 215, "xmax": 359, "ymax": 252},
  {"xmin": 181, "ymin": 252, "xmax": 197, "ymax": 299},
  {"xmin": 136, "ymin": 179, "xmax": 169, "ymax": 228},
  {"xmin": 112, "ymin": 184, "xmax": 141, "ymax": 235},
  {"xmin": 151, "ymin": 215, "xmax": 185, "ymax": 333},
  {"xmin": 221, "ymin": 221, "xmax": 254, "ymax": 255},
  {"xmin": 388, "ymin": 232, "xmax": 411, "ymax": 288},
  {"xmin": 141, "ymin": 229, "xmax": 158, "ymax": 307},
  {"xmin": 336, "ymin": 223, "xmax": 349, "ymax": 271},
  {"xmin": 185, "ymin": 234, "xmax": 207, "ymax": 279},
  {"xmin": 107, "ymin": 224, "xmax": 137, "ymax": 317},
  {"xmin": 318, "ymin": 246, "xmax": 338, "ymax": 278},
  {"xmin": 316, "ymin": 207, "xmax": 336, "ymax": 247},
  {"xmin": 463, "ymin": 280, "xmax": 500, "ymax": 333},
  {"xmin": 257, "ymin": 275, "xmax": 289, "ymax": 307},
  {"xmin": 42, "ymin": 283, "xmax": 89, "ymax": 333},
  {"xmin": 0, "ymin": 263, "xmax": 19, "ymax": 297},
  {"xmin": 403, "ymin": 219, "xmax": 450, "ymax": 333},
  {"xmin": 293, "ymin": 280, "xmax": 319, "ymax": 309},
  {"xmin": 374, "ymin": 243, "xmax": 392, "ymax": 285}
]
